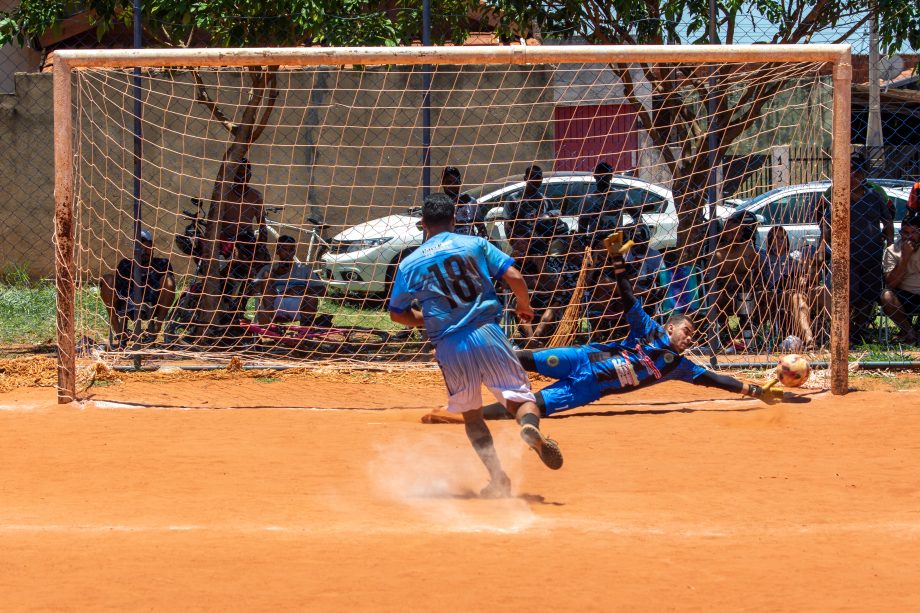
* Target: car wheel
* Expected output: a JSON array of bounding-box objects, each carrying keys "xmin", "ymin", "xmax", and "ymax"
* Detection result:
[{"xmin": 376, "ymin": 248, "xmax": 417, "ymax": 308}]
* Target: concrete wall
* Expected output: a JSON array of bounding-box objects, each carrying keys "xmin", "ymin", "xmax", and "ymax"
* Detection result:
[
  {"xmin": 0, "ymin": 72, "xmax": 54, "ymax": 277},
  {"xmin": 1, "ymin": 65, "xmax": 556, "ymax": 279}
]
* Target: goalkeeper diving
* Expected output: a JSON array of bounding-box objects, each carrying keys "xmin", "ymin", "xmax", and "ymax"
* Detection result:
[{"xmin": 424, "ymin": 240, "xmax": 785, "ymax": 423}]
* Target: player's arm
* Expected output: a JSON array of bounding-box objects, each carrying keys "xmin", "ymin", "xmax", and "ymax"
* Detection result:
[
  {"xmin": 694, "ymin": 370, "xmax": 783, "ymax": 404},
  {"xmin": 481, "ymin": 237, "xmax": 534, "ymax": 323},
  {"xmin": 389, "ymin": 307, "xmax": 424, "ymax": 328},
  {"xmin": 613, "ymin": 257, "xmax": 636, "ymax": 312},
  {"xmin": 387, "ymin": 267, "xmax": 424, "ymax": 327},
  {"xmin": 500, "ymin": 266, "xmax": 534, "ymax": 323}
]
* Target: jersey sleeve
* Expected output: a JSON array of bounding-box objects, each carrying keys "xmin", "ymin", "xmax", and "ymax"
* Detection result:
[
  {"xmin": 387, "ymin": 266, "xmax": 413, "ymax": 313},
  {"xmin": 676, "ymin": 357, "xmax": 707, "ymax": 382},
  {"xmin": 483, "ymin": 238, "xmax": 514, "ymax": 279},
  {"xmin": 624, "ymin": 297, "xmax": 660, "ymax": 340}
]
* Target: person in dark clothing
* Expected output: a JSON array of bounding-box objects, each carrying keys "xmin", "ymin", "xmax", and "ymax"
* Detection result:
[
  {"xmin": 504, "ymin": 165, "xmax": 546, "ymax": 258},
  {"xmin": 578, "ymin": 161, "xmax": 628, "ymax": 243},
  {"xmin": 822, "ymin": 152, "xmax": 894, "ymax": 343},
  {"xmin": 442, "ymin": 166, "xmax": 486, "ymax": 238},
  {"xmin": 99, "ymin": 228, "xmax": 176, "ymax": 348}
]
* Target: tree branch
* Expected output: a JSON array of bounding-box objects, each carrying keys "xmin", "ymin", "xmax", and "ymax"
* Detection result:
[
  {"xmin": 192, "ymin": 70, "xmax": 236, "ymax": 133},
  {"xmin": 251, "ymin": 69, "xmax": 279, "ymax": 143}
]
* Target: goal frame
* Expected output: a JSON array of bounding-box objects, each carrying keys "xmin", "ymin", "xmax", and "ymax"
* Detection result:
[{"xmin": 52, "ymin": 44, "xmax": 853, "ymax": 402}]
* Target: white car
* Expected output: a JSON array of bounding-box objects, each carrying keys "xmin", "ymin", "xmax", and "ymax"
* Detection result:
[
  {"xmin": 320, "ymin": 172, "xmax": 729, "ymax": 298},
  {"xmin": 474, "ymin": 172, "xmax": 680, "ymax": 252},
  {"xmin": 731, "ymin": 179, "xmax": 913, "ymax": 250}
]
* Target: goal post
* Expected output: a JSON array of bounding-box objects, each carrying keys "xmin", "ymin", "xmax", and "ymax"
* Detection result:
[{"xmin": 53, "ymin": 44, "xmax": 853, "ymax": 403}]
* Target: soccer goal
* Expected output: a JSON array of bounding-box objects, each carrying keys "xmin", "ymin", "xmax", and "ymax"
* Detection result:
[{"xmin": 53, "ymin": 44, "xmax": 853, "ymax": 402}]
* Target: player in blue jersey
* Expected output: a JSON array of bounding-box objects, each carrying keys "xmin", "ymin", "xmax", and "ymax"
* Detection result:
[
  {"xmin": 389, "ymin": 193, "xmax": 564, "ymax": 497},
  {"xmin": 422, "ymin": 247, "xmax": 785, "ymax": 423}
]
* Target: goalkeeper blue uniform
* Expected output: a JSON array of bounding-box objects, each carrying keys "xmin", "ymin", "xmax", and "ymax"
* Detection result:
[
  {"xmin": 389, "ymin": 232, "xmax": 534, "ymax": 413},
  {"xmin": 532, "ymin": 299, "xmax": 707, "ymax": 416}
]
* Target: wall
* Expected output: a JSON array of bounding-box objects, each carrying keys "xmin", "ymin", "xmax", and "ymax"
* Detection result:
[{"xmin": 0, "ymin": 65, "xmax": 556, "ymax": 279}]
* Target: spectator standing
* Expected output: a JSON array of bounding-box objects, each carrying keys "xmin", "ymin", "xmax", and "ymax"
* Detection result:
[
  {"xmin": 821, "ymin": 153, "xmax": 893, "ymax": 343},
  {"xmin": 708, "ymin": 209, "xmax": 764, "ymax": 349},
  {"xmin": 578, "ymin": 161, "xmax": 627, "ymax": 243},
  {"xmin": 504, "ymin": 165, "xmax": 546, "ymax": 258},
  {"xmin": 441, "ymin": 166, "xmax": 486, "ymax": 238}
]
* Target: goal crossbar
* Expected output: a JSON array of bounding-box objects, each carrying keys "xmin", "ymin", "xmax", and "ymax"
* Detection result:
[
  {"xmin": 52, "ymin": 44, "xmax": 850, "ymax": 69},
  {"xmin": 52, "ymin": 44, "xmax": 854, "ymax": 402}
]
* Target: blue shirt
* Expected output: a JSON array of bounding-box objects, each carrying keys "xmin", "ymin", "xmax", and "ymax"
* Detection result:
[
  {"xmin": 389, "ymin": 232, "xmax": 514, "ymax": 344},
  {"xmin": 588, "ymin": 300, "xmax": 706, "ymax": 393}
]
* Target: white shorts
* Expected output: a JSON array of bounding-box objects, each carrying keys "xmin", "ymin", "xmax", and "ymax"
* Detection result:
[{"xmin": 434, "ymin": 322, "xmax": 535, "ymax": 413}]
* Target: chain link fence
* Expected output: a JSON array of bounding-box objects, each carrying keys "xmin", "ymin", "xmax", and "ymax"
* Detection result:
[{"xmin": 1, "ymin": 13, "xmax": 919, "ymax": 357}]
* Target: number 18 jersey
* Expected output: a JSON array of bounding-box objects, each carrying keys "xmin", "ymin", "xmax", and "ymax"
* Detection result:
[{"xmin": 388, "ymin": 232, "xmax": 514, "ymax": 344}]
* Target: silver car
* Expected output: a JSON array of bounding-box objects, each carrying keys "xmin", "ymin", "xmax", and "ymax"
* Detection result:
[{"xmin": 733, "ymin": 179, "xmax": 913, "ymax": 250}]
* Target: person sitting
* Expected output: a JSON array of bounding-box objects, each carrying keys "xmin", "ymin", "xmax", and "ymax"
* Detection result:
[
  {"xmin": 707, "ymin": 209, "xmax": 764, "ymax": 350},
  {"xmin": 100, "ymin": 228, "xmax": 176, "ymax": 348},
  {"xmin": 252, "ymin": 235, "xmax": 325, "ymax": 327},
  {"xmin": 881, "ymin": 211, "xmax": 920, "ymax": 344},
  {"xmin": 442, "ymin": 166, "xmax": 486, "ymax": 238},
  {"xmin": 759, "ymin": 226, "xmax": 824, "ymax": 348}
]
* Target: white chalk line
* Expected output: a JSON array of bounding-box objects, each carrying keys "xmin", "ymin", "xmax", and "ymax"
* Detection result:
[{"xmin": 2, "ymin": 518, "xmax": 919, "ymax": 538}]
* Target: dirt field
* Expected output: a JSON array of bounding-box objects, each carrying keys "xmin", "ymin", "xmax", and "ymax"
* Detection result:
[{"xmin": 2, "ymin": 367, "xmax": 919, "ymax": 611}]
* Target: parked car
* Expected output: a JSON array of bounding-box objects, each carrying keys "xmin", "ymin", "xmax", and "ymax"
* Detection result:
[
  {"xmin": 473, "ymin": 172, "xmax": 681, "ymax": 252},
  {"xmin": 320, "ymin": 214, "xmax": 422, "ymax": 297},
  {"xmin": 730, "ymin": 180, "xmax": 913, "ymax": 250},
  {"xmin": 320, "ymin": 172, "xmax": 691, "ymax": 298}
]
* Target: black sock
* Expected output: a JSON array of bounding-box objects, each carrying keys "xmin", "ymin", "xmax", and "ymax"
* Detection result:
[{"xmin": 520, "ymin": 412, "xmax": 539, "ymax": 429}]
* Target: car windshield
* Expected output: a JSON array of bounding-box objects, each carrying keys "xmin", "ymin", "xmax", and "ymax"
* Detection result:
[
  {"xmin": 737, "ymin": 187, "xmax": 788, "ymax": 210},
  {"xmin": 463, "ymin": 181, "xmax": 516, "ymax": 201}
]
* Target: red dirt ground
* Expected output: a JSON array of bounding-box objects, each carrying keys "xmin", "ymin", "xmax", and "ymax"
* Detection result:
[{"xmin": 1, "ymin": 370, "xmax": 919, "ymax": 611}]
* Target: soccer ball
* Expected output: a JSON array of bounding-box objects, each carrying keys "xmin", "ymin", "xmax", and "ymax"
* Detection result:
[{"xmin": 776, "ymin": 354, "xmax": 810, "ymax": 387}]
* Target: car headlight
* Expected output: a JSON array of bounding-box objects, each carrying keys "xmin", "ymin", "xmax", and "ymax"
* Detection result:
[
  {"xmin": 352, "ymin": 237, "xmax": 393, "ymax": 249},
  {"xmin": 328, "ymin": 237, "xmax": 394, "ymax": 254}
]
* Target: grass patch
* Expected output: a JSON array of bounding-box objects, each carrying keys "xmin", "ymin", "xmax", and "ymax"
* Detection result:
[
  {"xmin": 255, "ymin": 376, "xmax": 279, "ymax": 383},
  {"xmin": 0, "ymin": 273, "xmax": 399, "ymax": 348},
  {"xmin": 0, "ymin": 275, "xmax": 58, "ymax": 345},
  {"xmin": 320, "ymin": 298, "xmax": 402, "ymax": 331},
  {"xmin": 0, "ymin": 269, "xmax": 109, "ymax": 346},
  {"xmin": 848, "ymin": 342, "xmax": 917, "ymax": 363}
]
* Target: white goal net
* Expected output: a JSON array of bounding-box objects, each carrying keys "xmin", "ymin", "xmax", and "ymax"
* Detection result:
[{"xmin": 54, "ymin": 45, "xmax": 853, "ymax": 398}]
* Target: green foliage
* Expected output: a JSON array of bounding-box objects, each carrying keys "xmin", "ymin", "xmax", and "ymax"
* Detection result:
[
  {"xmin": 0, "ymin": 0, "xmax": 480, "ymax": 49},
  {"xmin": 494, "ymin": 0, "xmax": 919, "ymax": 50}
]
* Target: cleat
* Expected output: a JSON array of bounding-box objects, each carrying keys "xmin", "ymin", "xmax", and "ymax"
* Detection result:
[
  {"xmin": 479, "ymin": 473, "xmax": 511, "ymax": 498},
  {"xmin": 520, "ymin": 424, "xmax": 564, "ymax": 470}
]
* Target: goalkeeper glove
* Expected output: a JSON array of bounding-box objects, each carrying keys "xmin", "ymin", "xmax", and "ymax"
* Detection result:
[{"xmin": 747, "ymin": 383, "xmax": 784, "ymax": 404}]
